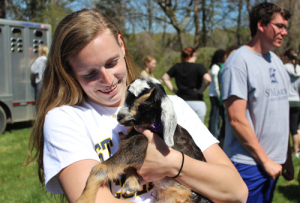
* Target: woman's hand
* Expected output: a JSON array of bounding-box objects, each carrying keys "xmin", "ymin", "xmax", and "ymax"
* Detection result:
[{"xmin": 134, "ymin": 126, "xmax": 182, "ymax": 182}]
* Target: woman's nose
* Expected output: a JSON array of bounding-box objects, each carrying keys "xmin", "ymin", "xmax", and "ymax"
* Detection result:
[{"xmin": 99, "ymin": 68, "xmax": 113, "ymax": 85}]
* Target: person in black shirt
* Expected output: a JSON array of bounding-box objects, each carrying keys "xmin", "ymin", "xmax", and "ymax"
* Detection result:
[{"xmin": 162, "ymin": 47, "xmax": 211, "ymax": 122}]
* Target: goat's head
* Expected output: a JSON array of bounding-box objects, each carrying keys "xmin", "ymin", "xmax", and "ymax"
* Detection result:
[{"xmin": 117, "ymin": 77, "xmax": 177, "ymax": 147}]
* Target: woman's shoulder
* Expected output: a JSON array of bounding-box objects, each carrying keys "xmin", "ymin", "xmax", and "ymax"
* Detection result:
[
  {"xmin": 211, "ymin": 64, "xmax": 220, "ymax": 71},
  {"xmin": 46, "ymin": 100, "xmax": 94, "ymax": 122},
  {"xmin": 140, "ymin": 70, "xmax": 149, "ymax": 78}
]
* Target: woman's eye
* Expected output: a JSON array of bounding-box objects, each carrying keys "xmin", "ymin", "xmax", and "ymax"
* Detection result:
[
  {"xmin": 106, "ymin": 59, "xmax": 118, "ymax": 68},
  {"xmin": 84, "ymin": 71, "xmax": 96, "ymax": 78}
]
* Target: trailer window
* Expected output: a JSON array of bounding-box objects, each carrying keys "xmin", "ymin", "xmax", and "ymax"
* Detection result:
[
  {"xmin": 12, "ymin": 28, "xmax": 22, "ymax": 36},
  {"xmin": 34, "ymin": 30, "xmax": 43, "ymax": 37}
]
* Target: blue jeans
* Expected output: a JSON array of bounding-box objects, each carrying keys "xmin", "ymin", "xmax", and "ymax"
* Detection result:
[{"xmin": 208, "ymin": 97, "xmax": 220, "ymax": 138}]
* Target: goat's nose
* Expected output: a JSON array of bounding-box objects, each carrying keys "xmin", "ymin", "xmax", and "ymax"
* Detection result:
[{"xmin": 117, "ymin": 113, "xmax": 125, "ymax": 122}]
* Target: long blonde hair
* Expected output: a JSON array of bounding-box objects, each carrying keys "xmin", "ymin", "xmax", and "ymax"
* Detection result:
[{"xmin": 25, "ymin": 8, "xmax": 138, "ymax": 185}]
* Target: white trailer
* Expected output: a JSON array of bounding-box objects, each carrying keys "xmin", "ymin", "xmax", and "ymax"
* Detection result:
[{"xmin": 0, "ymin": 19, "xmax": 51, "ymax": 134}]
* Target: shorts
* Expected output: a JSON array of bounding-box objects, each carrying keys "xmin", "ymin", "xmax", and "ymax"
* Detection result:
[{"xmin": 233, "ymin": 162, "xmax": 279, "ymax": 203}]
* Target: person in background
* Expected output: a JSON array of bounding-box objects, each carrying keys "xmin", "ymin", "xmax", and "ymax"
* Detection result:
[
  {"xmin": 218, "ymin": 46, "xmax": 238, "ymax": 148},
  {"xmin": 140, "ymin": 55, "xmax": 156, "ymax": 78},
  {"xmin": 220, "ymin": 2, "xmax": 291, "ymax": 202},
  {"xmin": 24, "ymin": 8, "xmax": 248, "ymax": 203},
  {"xmin": 162, "ymin": 47, "xmax": 211, "ymax": 123},
  {"xmin": 31, "ymin": 45, "xmax": 48, "ymax": 100},
  {"xmin": 284, "ymin": 48, "xmax": 300, "ymax": 157},
  {"xmin": 208, "ymin": 49, "xmax": 226, "ymax": 138}
]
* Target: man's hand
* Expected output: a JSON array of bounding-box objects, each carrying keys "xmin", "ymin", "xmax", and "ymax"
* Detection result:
[{"xmin": 262, "ymin": 158, "xmax": 282, "ymax": 180}]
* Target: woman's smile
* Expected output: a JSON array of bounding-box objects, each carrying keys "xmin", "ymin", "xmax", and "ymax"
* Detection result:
[{"xmin": 99, "ymin": 82, "xmax": 119, "ymax": 93}]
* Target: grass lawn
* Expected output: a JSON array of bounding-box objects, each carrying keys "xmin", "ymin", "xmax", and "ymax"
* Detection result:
[
  {"xmin": 0, "ymin": 96, "xmax": 299, "ymax": 202},
  {"xmin": 0, "ymin": 125, "xmax": 56, "ymax": 203}
]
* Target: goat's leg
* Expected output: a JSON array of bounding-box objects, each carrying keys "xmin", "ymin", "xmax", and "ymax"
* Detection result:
[
  {"xmin": 76, "ymin": 134, "xmax": 148, "ymax": 203},
  {"xmin": 121, "ymin": 167, "xmax": 141, "ymax": 195}
]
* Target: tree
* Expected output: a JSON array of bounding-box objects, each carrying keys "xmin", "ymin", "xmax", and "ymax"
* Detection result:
[
  {"xmin": 96, "ymin": 0, "xmax": 127, "ymax": 34},
  {"xmin": 0, "ymin": 0, "xmax": 6, "ymax": 18},
  {"xmin": 155, "ymin": 0, "xmax": 194, "ymax": 50}
]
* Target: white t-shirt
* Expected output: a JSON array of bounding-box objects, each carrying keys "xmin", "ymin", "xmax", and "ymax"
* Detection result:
[
  {"xmin": 31, "ymin": 56, "xmax": 47, "ymax": 84},
  {"xmin": 43, "ymin": 95, "xmax": 218, "ymax": 202},
  {"xmin": 208, "ymin": 64, "xmax": 221, "ymax": 98}
]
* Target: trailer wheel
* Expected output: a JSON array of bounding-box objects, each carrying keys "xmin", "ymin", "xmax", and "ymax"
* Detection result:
[{"xmin": 0, "ymin": 106, "xmax": 7, "ymax": 134}]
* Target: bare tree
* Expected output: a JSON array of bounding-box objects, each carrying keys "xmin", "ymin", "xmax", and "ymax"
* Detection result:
[
  {"xmin": 193, "ymin": 0, "xmax": 201, "ymax": 48},
  {"xmin": 30, "ymin": 0, "xmax": 37, "ymax": 19},
  {"xmin": 96, "ymin": 0, "xmax": 127, "ymax": 33},
  {"xmin": 155, "ymin": 0, "xmax": 194, "ymax": 50},
  {"xmin": 200, "ymin": 0, "xmax": 209, "ymax": 47},
  {"xmin": 0, "ymin": 0, "xmax": 6, "ymax": 18},
  {"xmin": 236, "ymin": 0, "xmax": 243, "ymax": 46}
]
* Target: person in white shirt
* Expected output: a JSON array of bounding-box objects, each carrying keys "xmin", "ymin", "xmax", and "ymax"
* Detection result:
[
  {"xmin": 284, "ymin": 48, "xmax": 300, "ymax": 157},
  {"xmin": 31, "ymin": 45, "xmax": 48, "ymax": 99},
  {"xmin": 208, "ymin": 49, "xmax": 226, "ymax": 139},
  {"xmin": 25, "ymin": 8, "xmax": 247, "ymax": 203}
]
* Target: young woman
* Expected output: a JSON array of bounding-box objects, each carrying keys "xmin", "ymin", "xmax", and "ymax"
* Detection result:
[
  {"xmin": 25, "ymin": 9, "xmax": 247, "ymax": 203},
  {"xmin": 208, "ymin": 49, "xmax": 226, "ymax": 139},
  {"xmin": 30, "ymin": 45, "xmax": 48, "ymax": 99},
  {"xmin": 284, "ymin": 48, "xmax": 300, "ymax": 157},
  {"xmin": 140, "ymin": 55, "xmax": 156, "ymax": 78},
  {"xmin": 162, "ymin": 47, "xmax": 212, "ymax": 123}
]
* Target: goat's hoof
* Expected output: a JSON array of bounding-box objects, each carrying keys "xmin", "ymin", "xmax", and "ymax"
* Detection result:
[{"xmin": 121, "ymin": 181, "xmax": 140, "ymax": 195}]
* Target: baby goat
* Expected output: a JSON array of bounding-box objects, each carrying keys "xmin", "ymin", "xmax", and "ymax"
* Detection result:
[{"xmin": 76, "ymin": 77, "xmax": 211, "ymax": 203}]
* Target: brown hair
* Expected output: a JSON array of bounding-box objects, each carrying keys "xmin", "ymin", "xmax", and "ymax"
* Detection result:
[
  {"xmin": 284, "ymin": 48, "xmax": 299, "ymax": 72},
  {"xmin": 143, "ymin": 55, "xmax": 155, "ymax": 69},
  {"xmin": 181, "ymin": 47, "xmax": 196, "ymax": 62},
  {"xmin": 249, "ymin": 2, "xmax": 291, "ymax": 37},
  {"xmin": 25, "ymin": 8, "xmax": 139, "ymax": 185}
]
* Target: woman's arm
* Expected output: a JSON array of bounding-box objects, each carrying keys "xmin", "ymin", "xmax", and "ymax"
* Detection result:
[
  {"xmin": 211, "ymin": 65, "xmax": 221, "ymax": 99},
  {"xmin": 162, "ymin": 73, "xmax": 175, "ymax": 92},
  {"xmin": 135, "ymin": 126, "xmax": 248, "ymax": 203},
  {"xmin": 197, "ymin": 73, "xmax": 212, "ymax": 94},
  {"xmin": 57, "ymin": 160, "xmax": 131, "ymax": 203}
]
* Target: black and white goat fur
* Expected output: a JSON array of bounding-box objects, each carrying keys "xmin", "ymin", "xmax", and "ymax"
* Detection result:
[{"xmin": 76, "ymin": 77, "xmax": 211, "ymax": 203}]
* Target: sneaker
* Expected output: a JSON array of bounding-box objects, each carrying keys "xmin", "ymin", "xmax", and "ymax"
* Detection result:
[{"xmin": 293, "ymin": 153, "xmax": 299, "ymax": 158}]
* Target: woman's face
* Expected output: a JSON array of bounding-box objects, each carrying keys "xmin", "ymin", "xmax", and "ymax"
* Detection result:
[
  {"xmin": 147, "ymin": 59, "xmax": 156, "ymax": 71},
  {"xmin": 70, "ymin": 31, "xmax": 127, "ymax": 107}
]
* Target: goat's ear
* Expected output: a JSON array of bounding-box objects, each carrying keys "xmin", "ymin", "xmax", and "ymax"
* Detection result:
[{"xmin": 160, "ymin": 96, "xmax": 177, "ymax": 147}]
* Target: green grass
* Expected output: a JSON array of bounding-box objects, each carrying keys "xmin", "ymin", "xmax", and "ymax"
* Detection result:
[
  {"xmin": 273, "ymin": 156, "xmax": 300, "ymax": 203},
  {"xmin": 0, "ymin": 93, "xmax": 299, "ymax": 202},
  {"xmin": 0, "ymin": 126, "xmax": 57, "ymax": 203}
]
